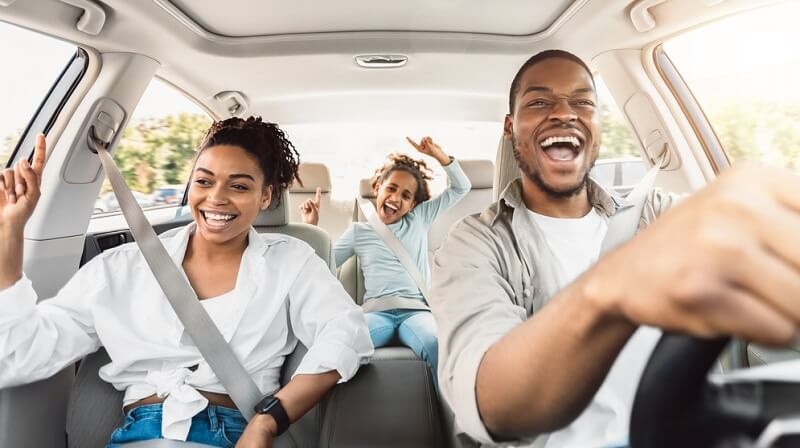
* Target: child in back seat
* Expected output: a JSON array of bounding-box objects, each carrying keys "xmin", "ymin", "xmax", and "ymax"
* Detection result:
[{"xmin": 300, "ymin": 136, "xmax": 471, "ymax": 386}]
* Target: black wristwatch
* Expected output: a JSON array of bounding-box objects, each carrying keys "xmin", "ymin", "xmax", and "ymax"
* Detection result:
[{"xmin": 254, "ymin": 395, "xmax": 290, "ymax": 436}]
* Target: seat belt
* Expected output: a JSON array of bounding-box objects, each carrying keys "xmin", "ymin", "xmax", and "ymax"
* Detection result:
[
  {"xmin": 357, "ymin": 199, "xmax": 430, "ymax": 300},
  {"xmin": 600, "ymin": 156, "xmax": 664, "ymax": 255},
  {"xmin": 92, "ymin": 137, "xmax": 261, "ymax": 420}
]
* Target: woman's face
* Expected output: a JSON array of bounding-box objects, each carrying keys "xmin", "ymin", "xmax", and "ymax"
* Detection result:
[{"xmin": 187, "ymin": 145, "xmax": 271, "ymax": 246}]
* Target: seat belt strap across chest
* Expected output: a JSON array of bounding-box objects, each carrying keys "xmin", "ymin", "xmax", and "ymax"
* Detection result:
[
  {"xmin": 357, "ymin": 199, "xmax": 430, "ymax": 300},
  {"xmin": 93, "ymin": 138, "xmax": 261, "ymax": 420}
]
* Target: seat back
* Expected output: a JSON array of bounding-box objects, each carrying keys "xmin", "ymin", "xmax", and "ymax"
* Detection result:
[
  {"xmin": 426, "ymin": 159, "xmax": 494, "ymax": 258},
  {"xmin": 493, "ymin": 135, "xmax": 520, "ymax": 201},
  {"xmin": 289, "ymin": 163, "xmax": 352, "ymax": 243}
]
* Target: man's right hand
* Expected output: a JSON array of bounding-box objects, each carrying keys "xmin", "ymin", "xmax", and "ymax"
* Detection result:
[
  {"xmin": 0, "ymin": 134, "xmax": 47, "ymax": 235},
  {"xmin": 589, "ymin": 162, "xmax": 800, "ymax": 346},
  {"xmin": 298, "ymin": 187, "xmax": 321, "ymax": 226}
]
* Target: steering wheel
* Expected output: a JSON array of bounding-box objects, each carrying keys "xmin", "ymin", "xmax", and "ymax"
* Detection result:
[{"xmin": 629, "ymin": 333, "xmax": 800, "ymax": 448}]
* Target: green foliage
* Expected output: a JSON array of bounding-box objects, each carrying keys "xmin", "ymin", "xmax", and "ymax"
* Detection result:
[
  {"xmin": 111, "ymin": 113, "xmax": 211, "ymax": 193},
  {"xmin": 0, "ymin": 129, "xmax": 23, "ymax": 167},
  {"xmin": 600, "ymin": 103, "xmax": 640, "ymax": 159},
  {"xmin": 707, "ymin": 100, "xmax": 800, "ymax": 170}
]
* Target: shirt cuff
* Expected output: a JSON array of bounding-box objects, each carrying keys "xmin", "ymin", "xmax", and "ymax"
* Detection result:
[
  {"xmin": 447, "ymin": 338, "xmax": 511, "ymax": 445},
  {"xmin": 0, "ymin": 274, "xmax": 37, "ymax": 330},
  {"xmin": 442, "ymin": 157, "xmax": 460, "ymax": 170},
  {"xmin": 293, "ymin": 340, "xmax": 367, "ymax": 383}
]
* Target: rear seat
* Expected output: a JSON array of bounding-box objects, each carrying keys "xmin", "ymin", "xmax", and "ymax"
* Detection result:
[
  {"xmin": 66, "ymin": 190, "xmax": 443, "ymax": 447},
  {"xmin": 339, "ymin": 159, "xmax": 495, "ymax": 303},
  {"xmin": 289, "ymin": 163, "xmax": 352, "ymax": 242},
  {"xmin": 427, "ymin": 160, "xmax": 494, "ymax": 258}
]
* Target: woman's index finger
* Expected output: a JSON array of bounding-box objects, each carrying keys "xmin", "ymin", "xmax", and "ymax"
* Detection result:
[{"xmin": 31, "ymin": 134, "xmax": 47, "ymax": 175}]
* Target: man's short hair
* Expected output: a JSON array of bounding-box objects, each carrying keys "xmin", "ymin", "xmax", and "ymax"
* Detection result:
[{"xmin": 508, "ymin": 49, "xmax": 596, "ymax": 114}]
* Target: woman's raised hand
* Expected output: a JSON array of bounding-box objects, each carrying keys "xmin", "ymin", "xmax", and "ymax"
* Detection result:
[{"xmin": 0, "ymin": 134, "xmax": 47, "ymax": 233}]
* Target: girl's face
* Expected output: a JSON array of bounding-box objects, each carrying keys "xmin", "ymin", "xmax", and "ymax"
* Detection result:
[
  {"xmin": 374, "ymin": 169, "xmax": 418, "ymax": 224},
  {"xmin": 188, "ymin": 145, "xmax": 272, "ymax": 246}
]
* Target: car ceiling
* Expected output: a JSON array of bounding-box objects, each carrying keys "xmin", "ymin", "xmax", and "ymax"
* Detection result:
[{"xmin": 0, "ymin": 0, "xmax": 784, "ymax": 124}]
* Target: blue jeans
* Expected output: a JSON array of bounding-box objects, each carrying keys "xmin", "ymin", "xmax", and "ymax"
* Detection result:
[
  {"xmin": 366, "ymin": 309, "xmax": 439, "ymax": 388},
  {"xmin": 107, "ymin": 404, "xmax": 246, "ymax": 447}
]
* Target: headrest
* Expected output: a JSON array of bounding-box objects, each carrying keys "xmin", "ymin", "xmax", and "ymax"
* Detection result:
[
  {"xmin": 359, "ymin": 178, "xmax": 376, "ymax": 198},
  {"xmin": 254, "ymin": 189, "xmax": 290, "ymax": 226},
  {"xmin": 493, "ymin": 135, "xmax": 520, "ymax": 201},
  {"xmin": 459, "ymin": 159, "xmax": 494, "ymax": 189},
  {"xmin": 290, "ymin": 163, "xmax": 332, "ymax": 193}
]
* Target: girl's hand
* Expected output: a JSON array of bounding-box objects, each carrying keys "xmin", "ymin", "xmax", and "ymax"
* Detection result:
[
  {"xmin": 0, "ymin": 134, "xmax": 47, "ymax": 234},
  {"xmin": 298, "ymin": 187, "xmax": 321, "ymax": 226},
  {"xmin": 406, "ymin": 136, "xmax": 450, "ymax": 165}
]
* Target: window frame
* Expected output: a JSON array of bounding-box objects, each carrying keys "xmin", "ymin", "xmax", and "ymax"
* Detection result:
[{"xmin": 6, "ymin": 48, "xmax": 89, "ymax": 168}]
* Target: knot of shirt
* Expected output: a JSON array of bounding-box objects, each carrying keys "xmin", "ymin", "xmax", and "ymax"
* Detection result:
[{"xmin": 145, "ymin": 367, "xmax": 209, "ymax": 440}]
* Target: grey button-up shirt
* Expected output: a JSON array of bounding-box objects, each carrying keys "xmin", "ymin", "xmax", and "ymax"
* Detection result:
[{"xmin": 430, "ymin": 177, "xmax": 675, "ymax": 446}]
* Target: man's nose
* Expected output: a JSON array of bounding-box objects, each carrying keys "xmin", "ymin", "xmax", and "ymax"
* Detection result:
[{"xmin": 548, "ymin": 98, "xmax": 577, "ymax": 123}]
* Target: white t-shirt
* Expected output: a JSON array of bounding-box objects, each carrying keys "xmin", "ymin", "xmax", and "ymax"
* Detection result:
[{"xmin": 528, "ymin": 208, "xmax": 661, "ymax": 448}]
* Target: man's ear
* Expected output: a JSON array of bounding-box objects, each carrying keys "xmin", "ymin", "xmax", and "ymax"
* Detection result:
[
  {"xmin": 503, "ymin": 114, "xmax": 514, "ymax": 140},
  {"xmin": 261, "ymin": 185, "xmax": 273, "ymax": 210}
]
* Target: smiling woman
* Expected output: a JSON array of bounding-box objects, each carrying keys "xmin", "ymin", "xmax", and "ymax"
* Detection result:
[{"xmin": 0, "ymin": 116, "xmax": 373, "ymax": 447}]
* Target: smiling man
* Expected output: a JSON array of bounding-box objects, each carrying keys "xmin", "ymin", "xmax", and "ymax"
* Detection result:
[{"xmin": 430, "ymin": 49, "xmax": 800, "ymax": 447}]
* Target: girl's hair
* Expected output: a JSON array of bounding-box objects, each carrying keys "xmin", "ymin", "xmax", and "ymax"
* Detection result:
[
  {"xmin": 371, "ymin": 153, "xmax": 434, "ymax": 204},
  {"xmin": 197, "ymin": 116, "xmax": 301, "ymax": 205}
]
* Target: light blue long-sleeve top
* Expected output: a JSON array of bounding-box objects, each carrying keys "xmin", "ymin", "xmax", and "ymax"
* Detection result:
[{"xmin": 334, "ymin": 159, "xmax": 471, "ymax": 302}]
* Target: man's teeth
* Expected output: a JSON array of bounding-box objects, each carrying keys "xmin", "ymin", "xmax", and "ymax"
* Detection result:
[{"xmin": 540, "ymin": 136, "xmax": 580, "ymax": 148}]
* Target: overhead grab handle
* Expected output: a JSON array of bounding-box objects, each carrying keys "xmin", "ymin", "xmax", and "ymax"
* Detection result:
[
  {"xmin": 59, "ymin": 0, "xmax": 106, "ymax": 36},
  {"xmin": 214, "ymin": 91, "xmax": 248, "ymax": 117},
  {"xmin": 629, "ymin": 0, "xmax": 668, "ymax": 33}
]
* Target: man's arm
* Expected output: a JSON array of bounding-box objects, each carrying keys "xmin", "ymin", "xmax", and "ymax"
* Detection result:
[{"xmin": 437, "ymin": 164, "xmax": 800, "ymax": 442}]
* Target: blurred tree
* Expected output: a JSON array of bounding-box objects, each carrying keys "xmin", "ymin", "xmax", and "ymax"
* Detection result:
[
  {"xmin": 600, "ymin": 103, "xmax": 640, "ymax": 159},
  {"xmin": 113, "ymin": 113, "xmax": 211, "ymax": 193}
]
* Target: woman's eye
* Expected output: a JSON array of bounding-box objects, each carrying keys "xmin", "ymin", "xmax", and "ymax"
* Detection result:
[
  {"xmin": 194, "ymin": 179, "xmax": 211, "ymax": 186},
  {"xmin": 232, "ymin": 184, "xmax": 249, "ymax": 191}
]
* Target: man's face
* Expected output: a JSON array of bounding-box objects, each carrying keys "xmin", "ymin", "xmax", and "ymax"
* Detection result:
[{"xmin": 505, "ymin": 57, "xmax": 601, "ymax": 198}]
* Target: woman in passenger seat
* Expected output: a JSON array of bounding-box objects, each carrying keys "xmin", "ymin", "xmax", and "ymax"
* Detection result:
[
  {"xmin": 300, "ymin": 137, "xmax": 470, "ymax": 387},
  {"xmin": 0, "ymin": 118, "xmax": 373, "ymax": 448}
]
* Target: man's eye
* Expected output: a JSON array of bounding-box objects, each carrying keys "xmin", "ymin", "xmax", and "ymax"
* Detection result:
[
  {"xmin": 574, "ymin": 100, "xmax": 595, "ymax": 107},
  {"xmin": 528, "ymin": 100, "xmax": 549, "ymax": 107}
]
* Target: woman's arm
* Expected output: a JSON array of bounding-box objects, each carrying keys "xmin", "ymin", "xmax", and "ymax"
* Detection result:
[
  {"xmin": 0, "ymin": 135, "xmax": 46, "ymax": 290},
  {"xmin": 0, "ymin": 135, "xmax": 102, "ymax": 387}
]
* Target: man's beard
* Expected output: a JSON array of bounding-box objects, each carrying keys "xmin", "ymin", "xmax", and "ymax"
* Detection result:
[{"xmin": 512, "ymin": 135, "xmax": 593, "ymax": 199}]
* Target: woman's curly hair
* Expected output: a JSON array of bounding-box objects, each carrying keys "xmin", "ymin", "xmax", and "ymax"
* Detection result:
[
  {"xmin": 197, "ymin": 116, "xmax": 301, "ymax": 206},
  {"xmin": 371, "ymin": 153, "xmax": 434, "ymax": 204}
]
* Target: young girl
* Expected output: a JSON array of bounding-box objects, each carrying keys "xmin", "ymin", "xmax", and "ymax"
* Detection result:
[
  {"xmin": 300, "ymin": 136, "xmax": 470, "ymax": 384},
  {"xmin": 0, "ymin": 117, "xmax": 372, "ymax": 447}
]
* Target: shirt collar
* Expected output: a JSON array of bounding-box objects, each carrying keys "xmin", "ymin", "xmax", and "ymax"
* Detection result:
[
  {"xmin": 493, "ymin": 177, "xmax": 622, "ymax": 226},
  {"xmin": 163, "ymin": 222, "xmax": 280, "ymax": 266}
]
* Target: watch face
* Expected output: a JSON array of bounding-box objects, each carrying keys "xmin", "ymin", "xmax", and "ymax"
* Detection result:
[{"xmin": 256, "ymin": 395, "xmax": 278, "ymax": 413}]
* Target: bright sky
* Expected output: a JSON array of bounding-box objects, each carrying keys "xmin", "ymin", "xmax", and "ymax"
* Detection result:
[
  {"xmin": 0, "ymin": 22, "xmax": 202, "ymax": 140},
  {"xmin": 663, "ymin": 2, "xmax": 800, "ymax": 102}
]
